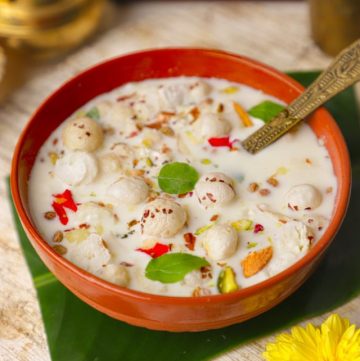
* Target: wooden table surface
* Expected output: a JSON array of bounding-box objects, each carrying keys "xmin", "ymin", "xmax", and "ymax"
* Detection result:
[{"xmin": 0, "ymin": 1, "xmax": 359, "ymax": 360}]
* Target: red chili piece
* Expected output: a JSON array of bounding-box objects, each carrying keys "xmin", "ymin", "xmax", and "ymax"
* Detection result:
[
  {"xmin": 208, "ymin": 136, "xmax": 232, "ymax": 148},
  {"xmin": 137, "ymin": 242, "xmax": 171, "ymax": 258},
  {"xmin": 52, "ymin": 189, "xmax": 78, "ymax": 225},
  {"xmin": 254, "ymin": 224, "xmax": 264, "ymax": 234}
]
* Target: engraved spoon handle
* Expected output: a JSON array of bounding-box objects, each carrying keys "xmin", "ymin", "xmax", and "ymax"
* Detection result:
[
  {"xmin": 287, "ymin": 38, "xmax": 360, "ymax": 120},
  {"xmin": 242, "ymin": 38, "xmax": 360, "ymax": 154}
]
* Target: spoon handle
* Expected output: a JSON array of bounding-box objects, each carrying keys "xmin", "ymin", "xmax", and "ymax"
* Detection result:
[{"xmin": 242, "ymin": 38, "xmax": 360, "ymax": 154}]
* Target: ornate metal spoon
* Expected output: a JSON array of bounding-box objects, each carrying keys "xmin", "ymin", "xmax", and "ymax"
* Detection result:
[{"xmin": 242, "ymin": 38, "xmax": 360, "ymax": 154}]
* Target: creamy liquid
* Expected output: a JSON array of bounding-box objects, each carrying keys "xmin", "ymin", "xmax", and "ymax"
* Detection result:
[{"xmin": 28, "ymin": 77, "xmax": 337, "ymax": 296}]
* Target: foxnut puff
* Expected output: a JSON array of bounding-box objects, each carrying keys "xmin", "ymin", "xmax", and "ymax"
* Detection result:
[
  {"xmin": 195, "ymin": 172, "xmax": 236, "ymax": 207},
  {"xmin": 62, "ymin": 116, "xmax": 104, "ymax": 152},
  {"xmin": 141, "ymin": 198, "xmax": 187, "ymax": 238}
]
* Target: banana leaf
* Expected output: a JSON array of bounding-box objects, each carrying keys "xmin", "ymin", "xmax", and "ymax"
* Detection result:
[{"xmin": 9, "ymin": 72, "xmax": 360, "ymax": 361}]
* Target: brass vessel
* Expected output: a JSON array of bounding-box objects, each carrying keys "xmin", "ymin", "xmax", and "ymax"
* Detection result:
[
  {"xmin": 309, "ymin": 0, "xmax": 360, "ymax": 56},
  {"xmin": 0, "ymin": 0, "xmax": 104, "ymax": 58}
]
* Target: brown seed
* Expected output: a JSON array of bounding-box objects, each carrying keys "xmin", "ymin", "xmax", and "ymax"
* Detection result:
[
  {"xmin": 248, "ymin": 182, "xmax": 259, "ymax": 193},
  {"xmin": 200, "ymin": 266, "xmax": 212, "ymax": 279},
  {"xmin": 52, "ymin": 231, "xmax": 63, "ymax": 243},
  {"xmin": 128, "ymin": 219, "xmax": 139, "ymax": 228},
  {"xmin": 259, "ymin": 188, "xmax": 271, "ymax": 196},
  {"xmin": 217, "ymin": 103, "xmax": 224, "ymax": 113},
  {"xmin": 44, "ymin": 211, "xmax": 56, "ymax": 220},
  {"xmin": 305, "ymin": 158, "xmax": 312, "ymax": 165},
  {"xmin": 160, "ymin": 126, "xmax": 175, "ymax": 137},
  {"xmin": 267, "ymin": 177, "xmax": 279, "ymax": 187},
  {"xmin": 183, "ymin": 232, "xmax": 196, "ymax": 251},
  {"xmin": 210, "ymin": 214, "xmax": 219, "ymax": 222},
  {"xmin": 326, "ymin": 186, "xmax": 333, "ymax": 194},
  {"xmin": 189, "ymin": 107, "xmax": 200, "ymax": 121},
  {"xmin": 53, "ymin": 245, "xmax": 67, "ymax": 255},
  {"xmin": 192, "ymin": 287, "xmax": 211, "ymax": 297}
]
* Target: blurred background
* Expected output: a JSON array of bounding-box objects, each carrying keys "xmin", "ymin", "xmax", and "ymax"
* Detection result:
[
  {"xmin": 0, "ymin": 1, "xmax": 359, "ymax": 360},
  {"xmin": 0, "ymin": 0, "xmax": 359, "ymax": 102}
]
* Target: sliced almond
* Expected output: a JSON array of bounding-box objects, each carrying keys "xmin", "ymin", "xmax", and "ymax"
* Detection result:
[{"xmin": 241, "ymin": 246, "xmax": 273, "ymax": 277}]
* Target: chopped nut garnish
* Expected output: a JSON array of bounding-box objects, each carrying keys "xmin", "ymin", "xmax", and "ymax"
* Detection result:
[
  {"xmin": 160, "ymin": 126, "xmax": 175, "ymax": 137},
  {"xmin": 192, "ymin": 287, "xmax": 211, "ymax": 297},
  {"xmin": 128, "ymin": 219, "xmax": 139, "ymax": 228},
  {"xmin": 52, "ymin": 231, "xmax": 63, "ymax": 243},
  {"xmin": 210, "ymin": 214, "xmax": 219, "ymax": 222},
  {"xmin": 44, "ymin": 211, "xmax": 56, "ymax": 220},
  {"xmin": 183, "ymin": 232, "xmax": 196, "ymax": 251},
  {"xmin": 259, "ymin": 188, "xmax": 271, "ymax": 196},
  {"xmin": 241, "ymin": 246, "xmax": 273, "ymax": 277},
  {"xmin": 200, "ymin": 266, "xmax": 212, "ymax": 279},
  {"xmin": 266, "ymin": 177, "xmax": 279, "ymax": 187},
  {"xmin": 127, "ymin": 169, "xmax": 145, "ymax": 177},
  {"xmin": 53, "ymin": 245, "xmax": 67, "ymax": 255},
  {"xmin": 189, "ymin": 107, "xmax": 200, "ymax": 121},
  {"xmin": 248, "ymin": 182, "xmax": 259, "ymax": 193}
]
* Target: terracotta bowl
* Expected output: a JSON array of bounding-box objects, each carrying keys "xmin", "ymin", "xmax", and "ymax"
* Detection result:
[{"xmin": 11, "ymin": 48, "xmax": 351, "ymax": 332}]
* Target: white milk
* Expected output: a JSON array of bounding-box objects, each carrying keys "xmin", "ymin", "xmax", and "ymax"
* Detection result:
[{"xmin": 28, "ymin": 77, "xmax": 337, "ymax": 296}]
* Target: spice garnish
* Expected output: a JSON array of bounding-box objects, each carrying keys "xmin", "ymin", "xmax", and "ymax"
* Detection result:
[
  {"xmin": 183, "ymin": 232, "xmax": 196, "ymax": 251},
  {"xmin": 254, "ymin": 224, "xmax": 264, "ymax": 234},
  {"xmin": 52, "ymin": 231, "xmax": 63, "ymax": 243},
  {"xmin": 233, "ymin": 101, "xmax": 253, "ymax": 127},
  {"xmin": 52, "ymin": 189, "xmax": 77, "ymax": 225},
  {"xmin": 52, "ymin": 245, "xmax": 67, "ymax": 255},
  {"xmin": 248, "ymin": 182, "xmax": 259, "ymax": 193},
  {"xmin": 267, "ymin": 177, "xmax": 279, "ymax": 187},
  {"xmin": 208, "ymin": 136, "xmax": 232, "ymax": 148},
  {"xmin": 44, "ymin": 211, "xmax": 56, "ymax": 220},
  {"xmin": 137, "ymin": 242, "xmax": 171, "ymax": 258},
  {"xmin": 259, "ymin": 188, "xmax": 271, "ymax": 196},
  {"xmin": 127, "ymin": 219, "xmax": 139, "ymax": 228},
  {"xmin": 190, "ymin": 107, "xmax": 200, "ymax": 121}
]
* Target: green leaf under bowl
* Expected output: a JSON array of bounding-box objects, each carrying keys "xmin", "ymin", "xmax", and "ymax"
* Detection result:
[{"xmin": 9, "ymin": 72, "xmax": 360, "ymax": 361}]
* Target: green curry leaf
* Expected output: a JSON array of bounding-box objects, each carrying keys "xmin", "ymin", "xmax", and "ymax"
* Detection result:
[
  {"xmin": 248, "ymin": 100, "xmax": 285, "ymax": 123},
  {"xmin": 145, "ymin": 253, "xmax": 209, "ymax": 283},
  {"xmin": 158, "ymin": 162, "xmax": 199, "ymax": 194}
]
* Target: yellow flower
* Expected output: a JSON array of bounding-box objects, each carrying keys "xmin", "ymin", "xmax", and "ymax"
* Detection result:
[{"xmin": 263, "ymin": 314, "xmax": 360, "ymax": 361}]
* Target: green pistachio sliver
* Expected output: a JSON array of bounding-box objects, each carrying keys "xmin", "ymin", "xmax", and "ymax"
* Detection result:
[
  {"xmin": 247, "ymin": 242, "xmax": 258, "ymax": 249},
  {"xmin": 217, "ymin": 266, "xmax": 239, "ymax": 294},
  {"xmin": 194, "ymin": 223, "xmax": 214, "ymax": 236}
]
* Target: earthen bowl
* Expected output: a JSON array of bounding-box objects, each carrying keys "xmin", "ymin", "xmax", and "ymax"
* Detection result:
[{"xmin": 11, "ymin": 48, "xmax": 351, "ymax": 332}]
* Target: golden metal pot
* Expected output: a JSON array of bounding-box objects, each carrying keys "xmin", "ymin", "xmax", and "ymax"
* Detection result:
[
  {"xmin": 309, "ymin": 0, "xmax": 360, "ymax": 56},
  {"xmin": 0, "ymin": 0, "xmax": 104, "ymax": 58}
]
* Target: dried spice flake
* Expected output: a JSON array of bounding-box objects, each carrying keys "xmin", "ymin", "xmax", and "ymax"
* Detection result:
[
  {"xmin": 183, "ymin": 232, "xmax": 196, "ymax": 251},
  {"xmin": 52, "ymin": 189, "xmax": 77, "ymax": 225},
  {"xmin": 233, "ymin": 101, "xmax": 253, "ymax": 127},
  {"xmin": 137, "ymin": 242, "xmax": 171, "ymax": 258}
]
